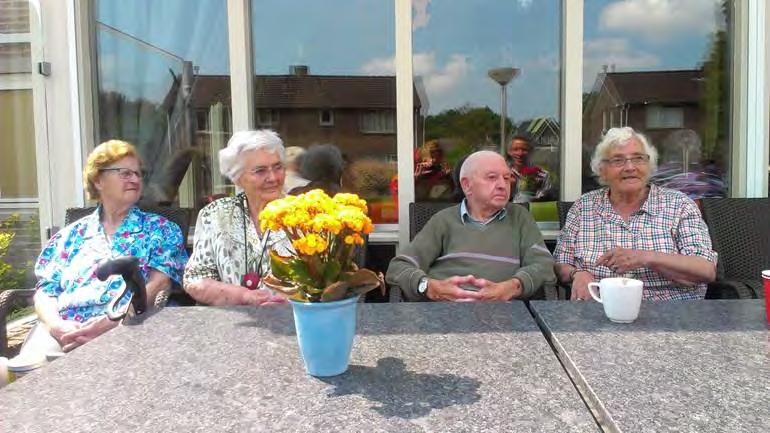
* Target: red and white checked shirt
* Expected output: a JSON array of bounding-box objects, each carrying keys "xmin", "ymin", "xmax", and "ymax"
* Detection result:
[{"xmin": 554, "ymin": 184, "xmax": 717, "ymax": 300}]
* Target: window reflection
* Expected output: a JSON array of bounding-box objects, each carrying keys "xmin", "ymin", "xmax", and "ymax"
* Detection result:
[
  {"xmin": 94, "ymin": 0, "xmax": 231, "ymax": 209},
  {"xmin": 251, "ymin": 0, "xmax": 397, "ymax": 223},
  {"xmin": 412, "ymin": 0, "xmax": 562, "ymax": 218},
  {"xmin": 582, "ymin": 0, "xmax": 732, "ymax": 199}
]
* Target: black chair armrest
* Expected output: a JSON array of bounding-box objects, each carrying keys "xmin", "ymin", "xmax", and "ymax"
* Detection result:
[
  {"xmin": 0, "ymin": 288, "xmax": 37, "ymax": 357},
  {"xmin": 706, "ymin": 280, "xmax": 755, "ymax": 299}
]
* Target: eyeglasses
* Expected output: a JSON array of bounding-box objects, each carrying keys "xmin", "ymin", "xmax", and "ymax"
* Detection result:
[
  {"xmin": 99, "ymin": 167, "xmax": 145, "ymax": 180},
  {"xmin": 247, "ymin": 163, "xmax": 285, "ymax": 178},
  {"xmin": 602, "ymin": 155, "xmax": 650, "ymax": 168}
]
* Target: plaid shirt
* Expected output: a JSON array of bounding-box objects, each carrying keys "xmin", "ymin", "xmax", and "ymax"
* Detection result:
[{"xmin": 554, "ymin": 184, "xmax": 717, "ymax": 300}]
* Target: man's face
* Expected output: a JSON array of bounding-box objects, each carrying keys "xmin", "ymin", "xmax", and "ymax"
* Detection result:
[
  {"xmin": 463, "ymin": 154, "xmax": 511, "ymax": 212},
  {"xmin": 507, "ymin": 139, "xmax": 530, "ymax": 166}
]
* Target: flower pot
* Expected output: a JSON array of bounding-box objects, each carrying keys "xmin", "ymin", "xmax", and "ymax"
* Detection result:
[{"xmin": 289, "ymin": 295, "xmax": 359, "ymax": 376}]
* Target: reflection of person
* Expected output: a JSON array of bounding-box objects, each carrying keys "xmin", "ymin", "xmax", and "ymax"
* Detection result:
[
  {"xmin": 282, "ymin": 146, "xmax": 309, "ymax": 193},
  {"xmin": 386, "ymin": 151, "xmax": 555, "ymax": 301},
  {"xmin": 506, "ymin": 135, "xmax": 552, "ymax": 202},
  {"xmin": 184, "ymin": 130, "xmax": 291, "ymax": 306},
  {"xmin": 554, "ymin": 127, "xmax": 717, "ymax": 301},
  {"xmin": 288, "ymin": 143, "xmax": 345, "ymax": 196},
  {"xmin": 415, "ymin": 141, "xmax": 453, "ymax": 201},
  {"xmin": 29, "ymin": 140, "xmax": 188, "ymax": 354}
]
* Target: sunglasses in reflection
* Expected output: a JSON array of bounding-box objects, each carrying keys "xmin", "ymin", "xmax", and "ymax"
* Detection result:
[
  {"xmin": 99, "ymin": 167, "xmax": 145, "ymax": 180},
  {"xmin": 247, "ymin": 163, "xmax": 285, "ymax": 178},
  {"xmin": 601, "ymin": 154, "xmax": 650, "ymax": 168}
]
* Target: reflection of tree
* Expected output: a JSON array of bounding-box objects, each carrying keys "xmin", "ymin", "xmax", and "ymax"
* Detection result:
[
  {"xmin": 425, "ymin": 105, "xmax": 512, "ymax": 163},
  {"xmin": 700, "ymin": 0, "xmax": 729, "ymax": 162}
]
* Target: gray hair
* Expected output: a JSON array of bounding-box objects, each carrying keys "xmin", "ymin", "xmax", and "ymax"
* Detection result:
[
  {"xmin": 590, "ymin": 127, "xmax": 658, "ymax": 185},
  {"xmin": 459, "ymin": 150, "xmax": 503, "ymax": 180},
  {"xmin": 219, "ymin": 129, "xmax": 285, "ymax": 182},
  {"xmin": 299, "ymin": 144, "xmax": 344, "ymax": 183}
]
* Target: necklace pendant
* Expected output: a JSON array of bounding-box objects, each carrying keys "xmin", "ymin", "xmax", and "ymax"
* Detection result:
[{"xmin": 242, "ymin": 272, "xmax": 260, "ymax": 290}]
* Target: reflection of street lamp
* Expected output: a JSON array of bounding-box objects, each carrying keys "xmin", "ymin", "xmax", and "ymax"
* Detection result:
[{"xmin": 488, "ymin": 67, "xmax": 520, "ymax": 155}]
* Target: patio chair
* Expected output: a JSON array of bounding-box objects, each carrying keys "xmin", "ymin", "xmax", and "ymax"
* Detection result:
[
  {"xmin": 701, "ymin": 198, "xmax": 770, "ymax": 299},
  {"xmin": 557, "ymin": 201, "xmax": 573, "ymax": 229}
]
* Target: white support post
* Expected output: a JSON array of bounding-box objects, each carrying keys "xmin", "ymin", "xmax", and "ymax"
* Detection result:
[
  {"xmin": 745, "ymin": 0, "xmax": 769, "ymax": 197},
  {"xmin": 560, "ymin": 0, "xmax": 583, "ymax": 201},
  {"xmin": 227, "ymin": 0, "xmax": 255, "ymax": 131},
  {"xmin": 395, "ymin": 0, "xmax": 414, "ymax": 250}
]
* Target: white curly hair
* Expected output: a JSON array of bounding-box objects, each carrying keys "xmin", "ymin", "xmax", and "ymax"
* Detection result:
[{"xmin": 218, "ymin": 129, "xmax": 285, "ymax": 182}]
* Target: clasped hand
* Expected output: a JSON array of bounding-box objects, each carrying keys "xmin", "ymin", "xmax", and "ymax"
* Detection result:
[
  {"xmin": 596, "ymin": 247, "xmax": 650, "ymax": 274},
  {"xmin": 426, "ymin": 275, "xmax": 521, "ymax": 302}
]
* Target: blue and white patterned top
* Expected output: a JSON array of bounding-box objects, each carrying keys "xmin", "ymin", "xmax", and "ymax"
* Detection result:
[{"xmin": 35, "ymin": 206, "xmax": 188, "ymax": 322}]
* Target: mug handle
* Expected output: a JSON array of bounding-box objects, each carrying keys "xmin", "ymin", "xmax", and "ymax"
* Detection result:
[{"xmin": 587, "ymin": 282, "xmax": 602, "ymax": 303}]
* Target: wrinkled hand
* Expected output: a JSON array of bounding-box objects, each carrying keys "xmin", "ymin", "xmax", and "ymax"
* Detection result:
[
  {"xmin": 597, "ymin": 248, "xmax": 650, "ymax": 274},
  {"xmin": 49, "ymin": 320, "xmax": 82, "ymax": 345},
  {"xmin": 471, "ymin": 277, "xmax": 521, "ymax": 301},
  {"xmin": 426, "ymin": 275, "xmax": 483, "ymax": 302},
  {"xmin": 243, "ymin": 289, "xmax": 288, "ymax": 306},
  {"xmin": 59, "ymin": 316, "xmax": 119, "ymax": 352},
  {"xmin": 570, "ymin": 270, "xmax": 594, "ymax": 301}
]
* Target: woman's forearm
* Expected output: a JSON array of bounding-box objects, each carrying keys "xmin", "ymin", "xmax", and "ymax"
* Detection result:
[
  {"xmin": 184, "ymin": 278, "xmax": 250, "ymax": 305},
  {"xmin": 647, "ymin": 252, "xmax": 716, "ymax": 286},
  {"xmin": 33, "ymin": 291, "xmax": 64, "ymax": 328},
  {"xmin": 145, "ymin": 270, "xmax": 171, "ymax": 305}
]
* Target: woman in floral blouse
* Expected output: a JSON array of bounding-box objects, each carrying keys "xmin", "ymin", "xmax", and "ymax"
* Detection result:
[
  {"xmin": 28, "ymin": 140, "xmax": 188, "ymax": 354},
  {"xmin": 183, "ymin": 130, "xmax": 291, "ymax": 306}
]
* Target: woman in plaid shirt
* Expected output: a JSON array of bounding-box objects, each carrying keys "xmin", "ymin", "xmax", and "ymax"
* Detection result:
[{"xmin": 554, "ymin": 127, "xmax": 717, "ymax": 301}]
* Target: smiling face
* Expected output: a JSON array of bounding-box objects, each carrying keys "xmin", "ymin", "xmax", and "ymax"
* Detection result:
[
  {"xmin": 94, "ymin": 156, "xmax": 143, "ymax": 208},
  {"xmin": 599, "ymin": 138, "xmax": 651, "ymax": 195},
  {"xmin": 236, "ymin": 148, "xmax": 286, "ymax": 205},
  {"xmin": 507, "ymin": 138, "xmax": 531, "ymax": 168},
  {"xmin": 461, "ymin": 153, "xmax": 511, "ymax": 215}
]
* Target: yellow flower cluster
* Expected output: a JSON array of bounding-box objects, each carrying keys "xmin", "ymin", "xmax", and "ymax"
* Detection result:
[{"xmin": 259, "ymin": 189, "xmax": 373, "ymax": 257}]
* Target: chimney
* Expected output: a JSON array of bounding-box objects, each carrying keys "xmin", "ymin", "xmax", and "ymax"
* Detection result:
[
  {"xmin": 602, "ymin": 64, "xmax": 608, "ymax": 73},
  {"xmin": 289, "ymin": 65, "xmax": 309, "ymax": 76}
]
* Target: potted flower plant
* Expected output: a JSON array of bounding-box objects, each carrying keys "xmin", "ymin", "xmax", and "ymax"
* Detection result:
[{"xmin": 259, "ymin": 189, "xmax": 384, "ymax": 376}]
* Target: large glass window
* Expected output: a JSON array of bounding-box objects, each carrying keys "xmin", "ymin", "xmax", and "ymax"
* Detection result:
[
  {"xmin": 411, "ymin": 0, "xmax": 562, "ymax": 222},
  {"xmin": 582, "ymin": 0, "xmax": 732, "ymax": 199},
  {"xmin": 94, "ymin": 0, "xmax": 231, "ymax": 210},
  {"xmin": 251, "ymin": 0, "xmax": 397, "ymax": 223},
  {"xmin": 0, "ymin": 1, "xmax": 41, "ymax": 314}
]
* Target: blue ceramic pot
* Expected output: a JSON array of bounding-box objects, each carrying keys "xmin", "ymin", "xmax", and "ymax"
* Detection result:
[{"xmin": 289, "ymin": 295, "xmax": 359, "ymax": 376}]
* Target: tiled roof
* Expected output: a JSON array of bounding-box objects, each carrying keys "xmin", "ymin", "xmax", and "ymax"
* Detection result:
[
  {"xmin": 189, "ymin": 74, "xmax": 422, "ymax": 109},
  {"xmin": 601, "ymin": 70, "xmax": 703, "ymax": 105}
]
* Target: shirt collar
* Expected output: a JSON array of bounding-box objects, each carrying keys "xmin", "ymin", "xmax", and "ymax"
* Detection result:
[
  {"xmin": 459, "ymin": 199, "xmax": 507, "ymax": 225},
  {"xmin": 599, "ymin": 184, "xmax": 658, "ymax": 217},
  {"xmin": 81, "ymin": 205, "xmax": 143, "ymax": 239}
]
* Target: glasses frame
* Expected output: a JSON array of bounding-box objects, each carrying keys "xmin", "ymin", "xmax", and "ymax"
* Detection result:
[
  {"xmin": 246, "ymin": 162, "xmax": 286, "ymax": 179},
  {"xmin": 601, "ymin": 154, "xmax": 650, "ymax": 168},
  {"xmin": 99, "ymin": 167, "xmax": 145, "ymax": 180}
]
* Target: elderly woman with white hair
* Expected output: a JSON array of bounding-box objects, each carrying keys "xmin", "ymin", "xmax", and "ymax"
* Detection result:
[
  {"xmin": 184, "ymin": 130, "xmax": 291, "ymax": 306},
  {"xmin": 554, "ymin": 127, "xmax": 716, "ymax": 301}
]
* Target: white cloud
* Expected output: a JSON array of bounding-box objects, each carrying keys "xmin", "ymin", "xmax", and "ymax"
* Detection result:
[
  {"xmin": 583, "ymin": 38, "xmax": 660, "ymax": 90},
  {"xmin": 517, "ymin": 0, "xmax": 533, "ymax": 9},
  {"xmin": 360, "ymin": 57, "xmax": 395, "ymax": 75},
  {"xmin": 360, "ymin": 52, "xmax": 469, "ymax": 96},
  {"xmin": 599, "ymin": 0, "xmax": 721, "ymax": 42},
  {"xmin": 413, "ymin": 0, "xmax": 431, "ymax": 30}
]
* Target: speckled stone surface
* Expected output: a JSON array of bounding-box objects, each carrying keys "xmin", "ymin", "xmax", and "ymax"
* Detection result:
[
  {"xmin": 0, "ymin": 302, "xmax": 598, "ymax": 432},
  {"xmin": 530, "ymin": 300, "xmax": 770, "ymax": 433}
]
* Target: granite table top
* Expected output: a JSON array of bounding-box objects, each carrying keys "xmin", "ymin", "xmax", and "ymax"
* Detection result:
[
  {"xmin": 530, "ymin": 300, "xmax": 770, "ymax": 433},
  {"xmin": 0, "ymin": 302, "xmax": 598, "ymax": 433}
]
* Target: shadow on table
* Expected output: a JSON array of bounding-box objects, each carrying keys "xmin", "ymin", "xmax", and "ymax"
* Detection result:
[
  {"xmin": 530, "ymin": 300, "xmax": 770, "ymax": 333},
  {"xmin": 319, "ymin": 357, "xmax": 481, "ymax": 419},
  {"xmin": 233, "ymin": 302, "xmax": 539, "ymax": 336}
]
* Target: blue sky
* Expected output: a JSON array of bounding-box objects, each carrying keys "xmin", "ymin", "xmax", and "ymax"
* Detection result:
[{"xmin": 95, "ymin": 0, "xmax": 724, "ymax": 121}]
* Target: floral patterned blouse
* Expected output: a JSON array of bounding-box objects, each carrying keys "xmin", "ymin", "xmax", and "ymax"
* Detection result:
[
  {"xmin": 183, "ymin": 194, "xmax": 293, "ymax": 290},
  {"xmin": 35, "ymin": 206, "xmax": 188, "ymax": 323}
]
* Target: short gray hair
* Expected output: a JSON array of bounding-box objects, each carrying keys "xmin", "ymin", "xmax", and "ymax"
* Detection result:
[
  {"xmin": 590, "ymin": 127, "xmax": 658, "ymax": 185},
  {"xmin": 459, "ymin": 150, "xmax": 503, "ymax": 180},
  {"xmin": 219, "ymin": 129, "xmax": 285, "ymax": 182}
]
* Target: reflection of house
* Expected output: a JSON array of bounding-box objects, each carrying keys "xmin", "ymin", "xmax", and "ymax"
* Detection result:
[
  {"xmin": 190, "ymin": 66, "xmax": 424, "ymax": 162},
  {"xmin": 518, "ymin": 117, "xmax": 560, "ymax": 150},
  {"xmin": 583, "ymin": 70, "xmax": 704, "ymax": 149}
]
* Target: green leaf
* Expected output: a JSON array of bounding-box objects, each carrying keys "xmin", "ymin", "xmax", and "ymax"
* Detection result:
[
  {"xmin": 321, "ymin": 258, "xmax": 342, "ymax": 287},
  {"xmin": 321, "ymin": 281, "xmax": 351, "ymax": 302}
]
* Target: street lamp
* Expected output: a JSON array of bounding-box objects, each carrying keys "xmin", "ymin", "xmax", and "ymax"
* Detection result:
[{"xmin": 488, "ymin": 67, "xmax": 520, "ymax": 155}]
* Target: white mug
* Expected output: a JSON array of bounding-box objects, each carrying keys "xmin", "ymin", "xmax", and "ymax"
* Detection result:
[{"xmin": 587, "ymin": 277, "xmax": 643, "ymax": 323}]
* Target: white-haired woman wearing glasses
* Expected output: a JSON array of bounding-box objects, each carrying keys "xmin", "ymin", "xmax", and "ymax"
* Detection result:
[
  {"xmin": 554, "ymin": 127, "xmax": 716, "ymax": 301},
  {"xmin": 184, "ymin": 130, "xmax": 292, "ymax": 306}
]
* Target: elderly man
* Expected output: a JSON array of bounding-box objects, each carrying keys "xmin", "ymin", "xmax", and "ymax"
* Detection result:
[{"xmin": 386, "ymin": 150, "xmax": 556, "ymax": 301}]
